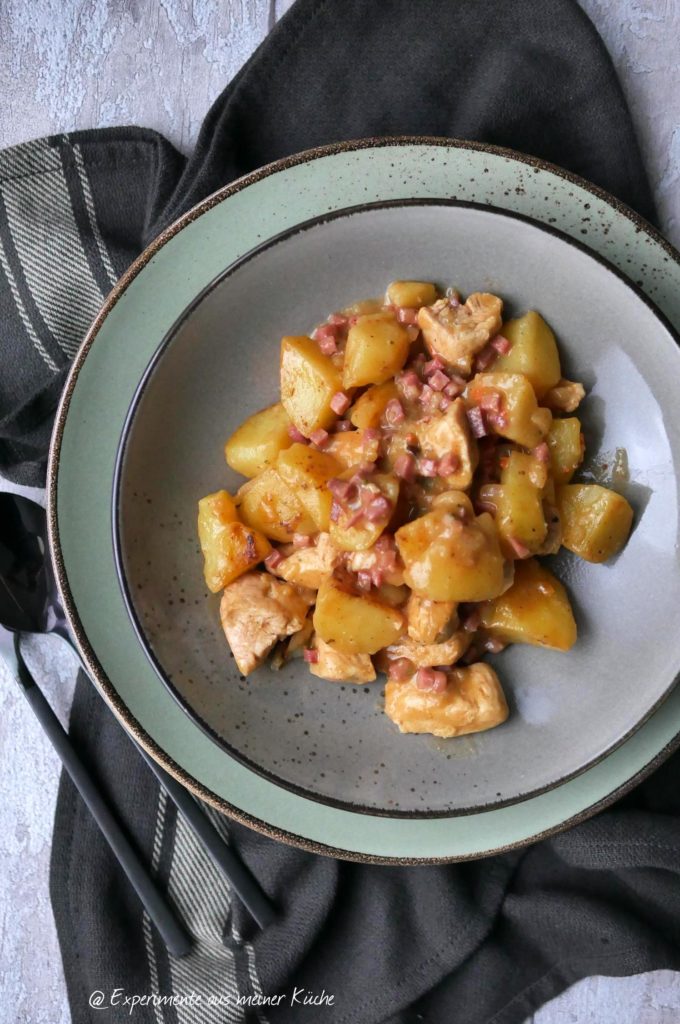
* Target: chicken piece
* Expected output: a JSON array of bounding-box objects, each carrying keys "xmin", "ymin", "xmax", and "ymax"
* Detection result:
[
  {"xmin": 270, "ymin": 618, "xmax": 314, "ymax": 670},
  {"xmin": 220, "ymin": 571, "xmax": 312, "ymax": 675},
  {"xmin": 406, "ymin": 593, "xmax": 458, "ymax": 644},
  {"xmin": 309, "ymin": 636, "xmax": 376, "ymax": 684},
  {"xmin": 275, "ymin": 533, "xmax": 342, "ymax": 590},
  {"xmin": 345, "ymin": 536, "xmax": 405, "ymax": 586},
  {"xmin": 414, "ymin": 398, "xmax": 478, "ymax": 489},
  {"xmin": 325, "ymin": 428, "xmax": 381, "ymax": 469},
  {"xmin": 417, "ymin": 293, "xmax": 503, "ymax": 376},
  {"xmin": 388, "ymin": 629, "xmax": 470, "ymax": 669},
  {"xmin": 385, "ymin": 662, "xmax": 508, "ymax": 738},
  {"xmin": 542, "ymin": 378, "xmax": 586, "ymax": 414}
]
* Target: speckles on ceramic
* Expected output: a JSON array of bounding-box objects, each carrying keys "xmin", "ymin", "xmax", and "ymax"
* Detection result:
[
  {"xmin": 49, "ymin": 139, "xmax": 680, "ymax": 861},
  {"xmin": 115, "ymin": 201, "xmax": 680, "ymax": 818}
]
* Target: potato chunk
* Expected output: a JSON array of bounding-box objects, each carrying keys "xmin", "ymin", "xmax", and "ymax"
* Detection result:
[
  {"xmin": 385, "ymin": 663, "xmax": 508, "ymax": 738},
  {"xmin": 493, "ymin": 311, "xmax": 561, "ymax": 399},
  {"xmin": 496, "ymin": 451, "xmax": 548, "ymax": 557},
  {"xmin": 374, "ymin": 582, "xmax": 409, "ymax": 607},
  {"xmin": 224, "ymin": 402, "xmax": 292, "ymax": 478},
  {"xmin": 396, "ymin": 509, "xmax": 505, "ymax": 602},
  {"xmin": 280, "ymin": 335, "xmax": 343, "ymax": 437},
  {"xmin": 546, "ymin": 417, "xmax": 584, "ymax": 483},
  {"xmin": 468, "ymin": 372, "xmax": 552, "ymax": 448},
  {"xmin": 406, "ymin": 594, "xmax": 458, "ymax": 644},
  {"xmin": 386, "ymin": 280, "xmax": 437, "ymax": 308},
  {"xmin": 417, "ymin": 292, "xmax": 503, "ymax": 375},
  {"xmin": 430, "ymin": 490, "xmax": 475, "ymax": 519},
  {"xmin": 542, "ymin": 378, "xmax": 586, "ymax": 413},
  {"xmin": 329, "ymin": 472, "xmax": 400, "ymax": 552},
  {"xmin": 349, "ymin": 381, "xmax": 399, "ymax": 429},
  {"xmin": 219, "ymin": 571, "xmax": 311, "ymax": 674},
  {"xmin": 414, "ymin": 398, "xmax": 478, "ymax": 490},
  {"xmin": 313, "ymin": 576, "xmax": 405, "ymax": 654},
  {"xmin": 343, "ymin": 313, "xmax": 411, "ymax": 388},
  {"xmin": 274, "ymin": 532, "xmax": 342, "ymax": 590},
  {"xmin": 310, "ymin": 636, "xmax": 376, "ymax": 683},
  {"xmin": 479, "ymin": 558, "xmax": 577, "ymax": 651},
  {"xmin": 276, "ymin": 444, "xmax": 342, "ymax": 531},
  {"xmin": 557, "ymin": 483, "xmax": 633, "ymax": 563},
  {"xmin": 198, "ymin": 490, "xmax": 271, "ymax": 593},
  {"xmin": 236, "ymin": 468, "xmax": 316, "ymax": 542}
]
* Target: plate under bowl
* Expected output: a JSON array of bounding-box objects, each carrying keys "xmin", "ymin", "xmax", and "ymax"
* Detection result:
[{"xmin": 114, "ymin": 199, "xmax": 680, "ymax": 818}]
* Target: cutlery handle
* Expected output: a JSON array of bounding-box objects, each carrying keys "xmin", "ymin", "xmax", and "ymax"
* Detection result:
[
  {"xmin": 139, "ymin": 748, "xmax": 277, "ymax": 929},
  {"xmin": 15, "ymin": 651, "xmax": 192, "ymax": 958},
  {"xmin": 58, "ymin": 632, "xmax": 277, "ymax": 932}
]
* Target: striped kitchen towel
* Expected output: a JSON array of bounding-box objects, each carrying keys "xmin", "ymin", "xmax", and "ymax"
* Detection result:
[{"xmin": 2, "ymin": 2, "xmax": 679, "ymax": 1023}]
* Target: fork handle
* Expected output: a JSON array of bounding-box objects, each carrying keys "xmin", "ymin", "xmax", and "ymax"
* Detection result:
[{"xmin": 15, "ymin": 647, "xmax": 192, "ymax": 957}]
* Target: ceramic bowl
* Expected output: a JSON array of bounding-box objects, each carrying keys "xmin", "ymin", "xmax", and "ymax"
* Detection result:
[{"xmin": 113, "ymin": 199, "xmax": 680, "ymax": 818}]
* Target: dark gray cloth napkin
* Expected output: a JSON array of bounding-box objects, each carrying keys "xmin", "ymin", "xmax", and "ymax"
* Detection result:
[{"xmin": 1, "ymin": 1, "xmax": 678, "ymax": 1021}]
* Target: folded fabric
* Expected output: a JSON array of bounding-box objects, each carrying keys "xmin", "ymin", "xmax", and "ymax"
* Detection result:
[{"xmin": 0, "ymin": 1, "xmax": 676, "ymax": 1022}]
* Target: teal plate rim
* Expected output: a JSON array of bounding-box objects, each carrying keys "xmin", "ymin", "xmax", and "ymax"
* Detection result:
[
  {"xmin": 112, "ymin": 195, "xmax": 680, "ymax": 821},
  {"xmin": 47, "ymin": 136, "xmax": 680, "ymax": 863}
]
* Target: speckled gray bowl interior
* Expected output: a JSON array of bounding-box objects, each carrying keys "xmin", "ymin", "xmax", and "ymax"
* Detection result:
[{"xmin": 115, "ymin": 202, "xmax": 680, "ymax": 816}]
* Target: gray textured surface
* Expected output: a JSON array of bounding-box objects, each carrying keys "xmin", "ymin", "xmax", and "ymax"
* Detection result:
[{"xmin": 0, "ymin": 2, "xmax": 678, "ymax": 1022}]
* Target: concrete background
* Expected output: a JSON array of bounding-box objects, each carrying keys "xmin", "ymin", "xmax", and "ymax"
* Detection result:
[{"xmin": 0, "ymin": 2, "xmax": 678, "ymax": 1022}]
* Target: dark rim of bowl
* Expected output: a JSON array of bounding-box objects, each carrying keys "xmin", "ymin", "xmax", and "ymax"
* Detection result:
[
  {"xmin": 112, "ymin": 195, "xmax": 680, "ymax": 819},
  {"xmin": 48, "ymin": 137, "xmax": 680, "ymax": 861}
]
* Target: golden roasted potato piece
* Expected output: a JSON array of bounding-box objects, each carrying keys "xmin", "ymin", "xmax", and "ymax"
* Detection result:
[
  {"xmin": 468, "ymin": 372, "xmax": 552, "ymax": 448},
  {"xmin": 309, "ymin": 636, "xmax": 376, "ymax": 683},
  {"xmin": 386, "ymin": 280, "xmax": 437, "ymax": 308},
  {"xmin": 430, "ymin": 490, "xmax": 475, "ymax": 519},
  {"xmin": 535, "ymin": 502, "xmax": 563, "ymax": 557},
  {"xmin": 349, "ymin": 381, "xmax": 399, "ymax": 429},
  {"xmin": 329, "ymin": 472, "xmax": 400, "ymax": 552},
  {"xmin": 276, "ymin": 443, "xmax": 342, "ymax": 531},
  {"xmin": 396, "ymin": 509, "xmax": 505, "ymax": 602},
  {"xmin": 388, "ymin": 629, "xmax": 469, "ymax": 668},
  {"xmin": 197, "ymin": 490, "xmax": 271, "ymax": 593},
  {"xmin": 542, "ymin": 378, "xmax": 586, "ymax": 413},
  {"xmin": 414, "ymin": 399, "xmax": 478, "ymax": 490},
  {"xmin": 493, "ymin": 311, "xmax": 561, "ymax": 399},
  {"xmin": 496, "ymin": 451, "xmax": 548, "ymax": 557},
  {"xmin": 236, "ymin": 468, "xmax": 316, "ymax": 542},
  {"xmin": 220, "ymin": 571, "xmax": 311, "ymax": 674},
  {"xmin": 385, "ymin": 662, "xmax": 508, "ymax": 738},
  {"xmin": 343, "ymin": 313, "xmax": 411, "ymax": 388},
  {"xmin": 557, "ymin": 483, "xmax": 633, "ymax": 563},
  {"xmin": 546, "ymin": 417, "xmax": 584, "ymax": 483},
  {"xmin": 274, "ymin": 532, "xmax": 342, "ymax": 590},
  {"xmin": 313, "ymin": 576, "xmax": 405, "ymax": 654},
  {"xmin": 325, "ymin": 428, "xmax": 381, "ymax": 468},
  {"xmin": 280, "ymin": 335, "xmax": 343, "ymax": 437},
  {"xmin": 479, "ymin": 558, "xmax": 577, "ymax": 651},
  {"xmin": 406, "ymin": 593, "xmax": 458, "ymax": 644},
  {"xmin": 417, "ymin": 292, "xmax": 503, "ymax": 375},
  {"xmin": 341, "ymin": 298, "xmax": 385, "ymax": 317},
  {"xmin": 224, "ymin": 402, "xmax": 292, "ymax": 478},
  {"xmin": 374, "ymin": 582, "xmax": 409, "ymax": 607}
]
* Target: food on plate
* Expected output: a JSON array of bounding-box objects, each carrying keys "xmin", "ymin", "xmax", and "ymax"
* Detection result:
[
  {"xmin": 557, "ymin": 483, "xmax": 634, "ymax": 563},
  {"xmin": 197, "ymin": 490, "xmax": 271, "ymax": 593},
  {"xmin": 198, "ymin": 282, "xmax": 634, "ymax": 738},
  {"xmin": 385, "ymin": 662, "xmax": 508, "ymax": 739}
]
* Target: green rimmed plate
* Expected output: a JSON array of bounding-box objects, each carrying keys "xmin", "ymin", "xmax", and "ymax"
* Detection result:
[{"xmin": 48, "ymin": 138, "xmax": 680, "ymax": 862}]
